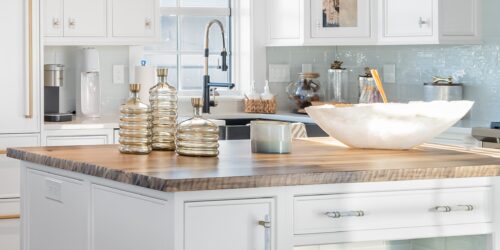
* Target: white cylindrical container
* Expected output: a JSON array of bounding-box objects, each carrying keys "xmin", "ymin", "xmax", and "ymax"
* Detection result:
[
  {"xmin": 80, "ymin": 48, "xmax": 101, "ymax": 118},
  {"xmin": 250, "ymin": 121, "xmax": 292, "ymax": 154}
]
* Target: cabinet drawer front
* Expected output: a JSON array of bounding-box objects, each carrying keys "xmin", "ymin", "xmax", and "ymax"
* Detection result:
[
  {"xmin": 46, "ymin": 135, "xmax": 108, "ymax": 146},
  {"xmin": 0, "ymin": 199, "xmax": 20, "ymax": 217},
  {"xmin": 294, "ymin": 187, "xmax": 492, "ymax": 235}
]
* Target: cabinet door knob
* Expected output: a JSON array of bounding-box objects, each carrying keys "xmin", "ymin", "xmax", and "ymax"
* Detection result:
[
  {"xmin": 145, "ymin": 18, "xmax": 152, "ymax": 29},
  {"xmin": 325, "ymin": 210, "xmax": 365, "ymax": 218},
  {"xmin": 68, "ymin": 18, "xmax": 76, "ymax": 28},
  {"xmin": 52, "ymin": 18, "xmax": 60, "ymax": 28},
  {"xmin": 258, "ymin": 215, "xmax": 271, "ymax": 250},
  {"xmin": 418, "ymin": 17, "xmax": 429, "ymax": 28},
  {"xmin": 432, "ymin": 205, "xmax": 474, "ymax": 213}
]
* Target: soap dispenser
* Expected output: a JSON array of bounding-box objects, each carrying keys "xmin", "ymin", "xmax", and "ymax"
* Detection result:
[
  {"xmin": 261, "ymin": 80, "xmax": 274, "ymax": 100},
  {"xmin": 176, "ymin": 98, "xmax": 219, "ymax": 157},
  {"xmin": 246, "ymin": 81, "xmax": 260, "ymax": 100}
]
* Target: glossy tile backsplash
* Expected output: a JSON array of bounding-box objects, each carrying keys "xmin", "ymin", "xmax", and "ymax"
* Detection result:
[{"xmin": 267, "ymin": 44, "xmax": 500, "ymax": 122}]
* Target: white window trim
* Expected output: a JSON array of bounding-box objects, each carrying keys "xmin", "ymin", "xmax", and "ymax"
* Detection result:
[{"xmin": 129, "ymin": 0, "xmax": 267, "ymax": 99}]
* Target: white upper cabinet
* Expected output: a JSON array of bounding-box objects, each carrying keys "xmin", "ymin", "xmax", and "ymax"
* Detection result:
[
  {"xmin": 266, "ymin": 0, "xmax": 481, "ymax": 46},
  {"xmin": 0, "ymin": 0, "xmax": 40, "ymax": 133},
  {"xmin": 43, "ymin": 0, "xmax": 160, "ymax": 45},
  {"xmin": 43, "ymin": 0, "xmax": 63, "ymax": 36},
  {"xmin": 112, "ymin": 0, "xmax": 156, "ymax": 37},
  {"xmin": 63, "ymin": 0, "xmax": 107, "ymax": 37},
  {"xmin": 382, "ymin": 0, "xmax": 434, "ymax": 38},
  {"xmin": 267, "ymin": 0, "xmax": 304, "ymax": 46},
  {"xmin": 379, "ymin": 0, "xmax": 481, "ymax": 44}
]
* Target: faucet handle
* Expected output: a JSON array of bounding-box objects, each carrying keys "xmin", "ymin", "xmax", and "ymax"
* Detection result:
[
  {"xmin": 210, "ymin": 88, "xmax": 218, "ymax": 107},
  {"xmin": 216, "ymin": 58, "xmax": 221, "ymax": 70}
]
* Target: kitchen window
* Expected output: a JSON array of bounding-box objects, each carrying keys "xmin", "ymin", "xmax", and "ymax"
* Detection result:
[{"xmin": 144, "ymin": 0, "xmax": 233, "ymax": 95}]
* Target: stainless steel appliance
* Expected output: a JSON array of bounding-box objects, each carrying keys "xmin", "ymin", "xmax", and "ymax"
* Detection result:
[
  {"xmin": 44, "ymin": 64, "xmax": 73, "ymax": 122},
  {"xmin": 472, "ymin": 124, "xmax": 500, "ymax": 149},
  {"xmin": 423, "ymin": 77, "xmax": 463, "ymax": 102}
]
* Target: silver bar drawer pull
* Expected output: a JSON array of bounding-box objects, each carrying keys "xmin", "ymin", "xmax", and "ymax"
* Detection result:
[
  {"xmin": 433, "ymin": 205, "xmax": 474, "ymax": 213},
  {"xmin": 325, "ymin": 210, "xmax": 365, "ymax": 219},
  {"xmin": 258, "ymin": 215, "xmax": 271, "ymax": 250}
]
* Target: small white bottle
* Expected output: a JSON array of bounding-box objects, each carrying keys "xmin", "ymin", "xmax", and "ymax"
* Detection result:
[
  {"xmin": 261, "ymin": 80, "xmax": 274, "ymax": 100},
  {"xmin": 246, "ymin": 80, "xmax": 260, "ymax": 100}
]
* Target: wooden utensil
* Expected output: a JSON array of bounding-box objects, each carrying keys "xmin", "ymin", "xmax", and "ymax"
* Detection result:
[{"xmin": 370, "ymin": 69, "xmax": 388, "ymax": 103}]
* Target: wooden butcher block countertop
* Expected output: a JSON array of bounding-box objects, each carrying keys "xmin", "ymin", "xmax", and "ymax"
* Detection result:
[{"xmin": 7, "ymin": 138, "xmax": 500, "ymax": 192}]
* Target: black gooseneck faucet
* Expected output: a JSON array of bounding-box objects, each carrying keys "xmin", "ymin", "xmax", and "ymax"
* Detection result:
[{"xmin": 203, "ymin": 19, "xmax": 235, "ymax": 114}]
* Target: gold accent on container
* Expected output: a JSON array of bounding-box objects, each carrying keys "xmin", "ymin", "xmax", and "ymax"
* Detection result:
[
  {"xmin": 26, "ymin": 0, "xmax": 33, "ymax": 119},
  {"xmin": 176, "ymin": 98, "xmax": 219, "ymax": 157},
  {"xmin": 119, "ymin": 84, "xmax": 152, "ymax": 154},
  {"xmin": 0, "ymin": 214, "xmax": 20, "ymax": 220},
  {"xmin": 149, "ymin": 68, "xmax": 178, "ymax": 151},
  {"xmin": 0, "ymin": 150, "xmax": 6, "ymax": 155}
]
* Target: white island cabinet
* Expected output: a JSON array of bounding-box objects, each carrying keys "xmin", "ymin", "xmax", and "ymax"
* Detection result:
[{"xmin": 19, "ymin": 163, "xmax": 500, "ymax": 250}]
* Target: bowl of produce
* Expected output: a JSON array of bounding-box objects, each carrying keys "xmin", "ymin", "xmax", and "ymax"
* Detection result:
[{"xmin": 305, "ymin": 101, "xmax": 474, "ymax": 150}]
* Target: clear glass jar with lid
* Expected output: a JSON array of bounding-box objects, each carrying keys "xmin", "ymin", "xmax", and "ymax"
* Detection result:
[
  {"xmin": 119, "ymin": 84, "xmax": 152, "ymax": 154},
  {"xmin": 286, "ymin": 72, "xmax": 323, "ymax": 114},
  {"xmin": 149, "ymin": 68, "xmax": 178, "ymax": 151},
  {"xmin": 176, "ymin": 98, "xmax": 219, "ymax": 157}
]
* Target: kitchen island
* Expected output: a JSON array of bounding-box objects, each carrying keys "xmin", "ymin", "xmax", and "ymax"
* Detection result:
[{"xmin": 7, "ymin": 138, "xmax": 500, "ymax": 250}]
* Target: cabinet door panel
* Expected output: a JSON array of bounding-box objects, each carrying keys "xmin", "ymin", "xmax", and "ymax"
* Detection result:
[
  {"xmin": 43, "ymin": 0, "xmax": 63, "ymax": 36},
  {"xmin": 310, "ymin": 0, "xmax": 371, "ymax": 38},
  {"xmin": 92, "ymin": 185, "xmax": 169, "ymax": 250},
  {"xmin": 0, "ymin": 0, "xmax": 40, "ymax": 133},
  {"xmin": 441, "ymin": 0, "xmax": 477, "ymax": 36},
  {"xmin": 383, "ymin": 0, "xmax": 433, "ymax": 37},
  {"xmin": 26, "ymin": 170, "xmax": 88, "ymax": 250},
  {"xmin": 112, "ymin": 0, "xmax": 156, "ymax": 37},
  {"xmin": 63, "ymin": 0, "xmax": 106, "ymax": 37},
  {"xmin": 0, "ymin": 219, "xmax": 20, "ymax": 250},
  {"xmin": 268, "ymin": 0, "xmax": 302, "ymax": 40},
  {"xmin": 185, "ymin": 199, "xmax": 274, "ymax": 250}
]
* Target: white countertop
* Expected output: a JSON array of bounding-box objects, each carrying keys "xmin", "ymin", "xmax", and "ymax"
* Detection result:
[{"xmin": 44, "ymin": 112, "xmax": 314, "ymax": 130}]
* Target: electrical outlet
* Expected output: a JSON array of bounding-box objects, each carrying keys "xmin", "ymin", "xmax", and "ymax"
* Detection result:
[
  {"xmin": 383, "ymin": 64, "xmax": 396, "ymax": 84},
  {"xmin": 45, "ymin": 178, "xmax": 62, "ymax": 202},
  {"xmin": 269, "ymin": 64, "xmax": 290, "ymax": 83},
  {"xmin": 113, "ymin": 65, "xmax": 125, "ymax": 84}
]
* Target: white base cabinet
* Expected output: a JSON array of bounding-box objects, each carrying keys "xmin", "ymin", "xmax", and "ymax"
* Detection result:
[
  {"xmin": 20, "ymin": 163, "xmax": 500, "ymax": 250},
  {"xmin": 42, "ymin": 129, "xmax": 114, "ymax": 146}
]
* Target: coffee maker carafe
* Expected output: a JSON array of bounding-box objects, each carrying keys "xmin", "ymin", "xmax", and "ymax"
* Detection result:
[{"xmin": 44, "ymin": 64, "xmax": 73, "ymax": 122}]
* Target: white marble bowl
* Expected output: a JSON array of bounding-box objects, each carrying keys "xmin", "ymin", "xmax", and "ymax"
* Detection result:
[{"xmin": 305, "ymin": 101, "xmax": 474, "ymax": 150}]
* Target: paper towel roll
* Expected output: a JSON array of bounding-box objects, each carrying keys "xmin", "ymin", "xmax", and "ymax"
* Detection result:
[{"xmin": 135, "ymin": 65, "xmax": 156, "ymax": 103}]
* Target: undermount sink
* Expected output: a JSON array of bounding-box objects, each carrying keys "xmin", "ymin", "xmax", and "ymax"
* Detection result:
[{"xmin": 305, "ymin": 101, "xmax": 474, "ymax": 150}]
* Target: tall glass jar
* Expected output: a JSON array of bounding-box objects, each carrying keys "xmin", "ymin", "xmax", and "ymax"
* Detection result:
[
  {"xmin": 326, "ymin": 69, "xmax": 349, "ymax": 103},
  {"xmin": 176, "ymin": 98, "xmax": 219, "ymax": 157},
  {"xmin": 149, "ymin": 68, "xmax": 178, "ymax": 151},
  {"xmin": 119, "ymin": 84, "xmax": 152, "ymax": 154}
]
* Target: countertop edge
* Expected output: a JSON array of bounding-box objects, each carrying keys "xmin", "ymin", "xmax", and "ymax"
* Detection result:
[{"xmin": 7, "ymin": 147, "xmax": 500, "ymax": 192}]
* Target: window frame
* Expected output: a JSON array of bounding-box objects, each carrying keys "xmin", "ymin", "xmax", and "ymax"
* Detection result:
[{"xmin": 144, "ymin": 1, "xmax": 237, "ymax": 97}]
